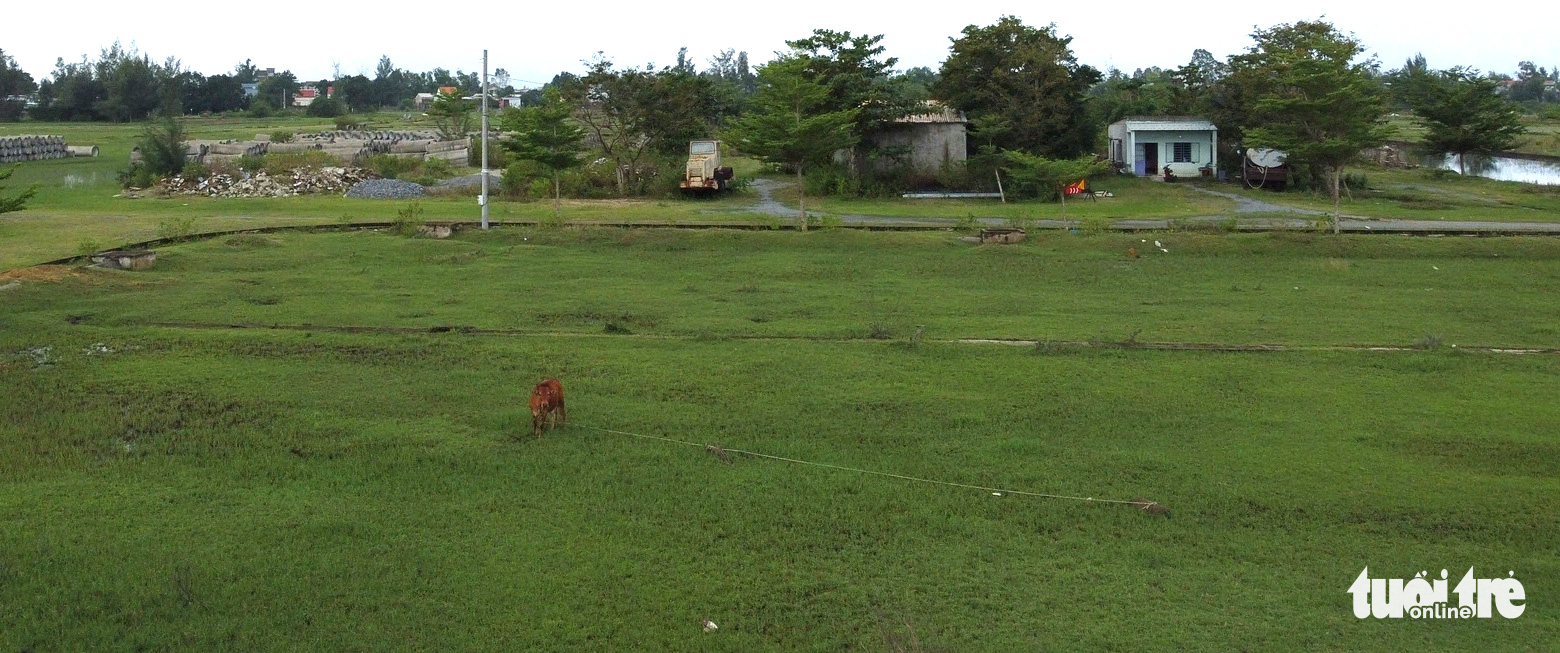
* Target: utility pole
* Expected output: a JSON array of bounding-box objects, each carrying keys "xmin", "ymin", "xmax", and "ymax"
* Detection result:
[{"xmin": 480, "ymin": 49, "xmax": 490, "ymax": 230}]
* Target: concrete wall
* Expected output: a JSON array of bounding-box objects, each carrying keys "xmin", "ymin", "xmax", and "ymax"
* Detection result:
[
  {"xmin": 862, "ymin": 122, "xmax": 967, "ymax": 174},
  {"xmin": 1130, "ymin": 129, "xmax": 1216, "ymax": 177}
]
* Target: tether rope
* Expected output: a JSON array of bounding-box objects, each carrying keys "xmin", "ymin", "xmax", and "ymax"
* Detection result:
[{"xmin": 575, "ymin": 424, "xmax": 1151, "ymax": 508}]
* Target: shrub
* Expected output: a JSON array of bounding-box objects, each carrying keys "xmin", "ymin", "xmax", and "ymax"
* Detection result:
[
  {"xmin": 75, "ymin": 239, "xmax": 103, "ymax": 258},
  {"xmin": 269, "ymin": 130, "xmax": 294, "ymax": 144},
  {"xmin": 363, "ymin": 154, "xmax": 420, "ymax": 180},
  {"xmin": 306, "ymin": 97, "xmax": 345, "ymax": 118},
  {"xmin": 467, "ymin": 136, "xmax": 511, "ymax": 168},
  {"xmin": 528, "ymin": 177, "xmax": 551, "ymax": 200},
  {"xmin": 247, "ymin": 102, "xmax": 274, "ymax": 118},
  {"xmin": 181, "ymin": 162, "xmax": 211, "ymax": 180},
  {"xmin": 501, "ymin": 161, "xmax": 541, "ymax": 199},
  {"xmin": 117, "ymin": 164, "xmax": 157, "ymax": 189},
  {"xmin": 423, "ymin": 157, "xmax": 451, "ymax": 177},
  {"xmin": 237, "ymin": 154, "xmax": 266, "ymax": 172},
  {"xmin": 138, "ymin": 117, "xmax": 188, "ymax": 176},
  {"xmin": 264, "ymin": 151, "xmax": 339, "ymax": 176},
  {"xmin": 156, "ymin": 216, "xmax": 199, "ymax": 240},
  {"xmin": 392, "ymin": 202, "xmax": 424, "ymax": 237},
  {"xmin": 334, "ymin": 115, "xmax": 361, "ymax": 131}
]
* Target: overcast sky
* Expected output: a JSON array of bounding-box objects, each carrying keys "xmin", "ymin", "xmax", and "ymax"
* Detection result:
[{"xmin": 5, "ymin": 2, "xmax": 1557, "ymax": 85}]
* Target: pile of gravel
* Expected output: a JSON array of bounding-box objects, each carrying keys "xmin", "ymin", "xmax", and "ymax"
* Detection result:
[{"xmin": 345, "ymin": 178, "xmax": 426, "ymax": 199}]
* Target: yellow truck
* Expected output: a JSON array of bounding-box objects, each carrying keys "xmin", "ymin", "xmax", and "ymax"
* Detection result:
[{"xmin": 680, "ymin": 140, "xmax": 734, "ymax": 192}]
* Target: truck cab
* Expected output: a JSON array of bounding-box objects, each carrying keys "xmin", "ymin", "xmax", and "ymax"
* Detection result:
[{"xmin": 681, "ymin": 140, "xmax": 734, "ymax": 192}]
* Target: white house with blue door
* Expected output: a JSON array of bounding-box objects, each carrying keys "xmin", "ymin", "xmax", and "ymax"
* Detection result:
[{"xmin": 1107, "ymin": 117, "xmax": 1217, "ymax": 178}]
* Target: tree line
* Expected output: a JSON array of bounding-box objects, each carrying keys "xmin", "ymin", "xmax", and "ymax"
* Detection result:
[{"xmin": 4, "ymin": 17, "xmax": 1535, "ymax": 229}]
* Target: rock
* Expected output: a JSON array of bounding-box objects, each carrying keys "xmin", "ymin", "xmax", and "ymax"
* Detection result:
[
  {"xmin": 92, "ymin": 249, "xmax": 157, "ymax": 270},
  {"xmin": 155, "ymin": 166, "xmax": 372, "ymax": 198}
]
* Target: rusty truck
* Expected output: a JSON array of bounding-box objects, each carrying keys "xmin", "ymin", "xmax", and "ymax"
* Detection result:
[{"xmin": 680, "ymin": 140, "xmax": 734, "ymax": 193}]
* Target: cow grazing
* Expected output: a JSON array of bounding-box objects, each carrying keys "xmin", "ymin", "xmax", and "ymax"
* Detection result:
[{"xmin": 529, "ymin": 378, "xmax": 566, "ymax": 438}]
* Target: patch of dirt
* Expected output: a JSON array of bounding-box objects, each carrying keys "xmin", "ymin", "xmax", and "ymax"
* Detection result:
[{"xmin": 0, "ymin": 265, "xmax": 85, "ymax": 284}]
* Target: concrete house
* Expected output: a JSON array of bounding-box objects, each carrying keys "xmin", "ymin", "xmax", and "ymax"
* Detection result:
[
  {"xmin": 858, "ymin": 101, "xmax": 968, "ymax": 174},
  {"xmin": 1108, "ymin": 117, "xmax": 1217, "ymax": 177}
]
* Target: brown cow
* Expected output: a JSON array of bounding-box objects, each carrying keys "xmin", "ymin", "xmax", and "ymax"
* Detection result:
[{"xmin": 529, "ymin": 378, "xmax": 566, "ymax": 438}]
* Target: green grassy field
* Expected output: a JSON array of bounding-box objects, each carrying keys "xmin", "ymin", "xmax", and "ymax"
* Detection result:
[
  {"xmin": 1220, "ymin": 166, "xmax": 1560, "ymax": 222},
  {"xmin": 1387, "ymin": 112, "xmax": 1560, "ymax": 158},
  {"xmin": 3, "ymin": 228, "xmax": 1557, "ymax": 650}
]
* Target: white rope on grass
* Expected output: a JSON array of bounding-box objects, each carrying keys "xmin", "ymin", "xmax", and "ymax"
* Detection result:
[{"xmin": 576, "ymin": 424, "xmax": 1153, "ymax": 508}]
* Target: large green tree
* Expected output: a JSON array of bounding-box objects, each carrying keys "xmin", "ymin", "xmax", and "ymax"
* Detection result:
[
  {"xmin": 725, "ymin": 56, "xmax": 858, "ymax": 229},
  {"xmin": 1414, "ymin": 68, "xmax": 1525, "ymax": 174},
  {"xmin": 254, "ymin": 71, "xmax": 299, "ymax": 110},
  {"xmin": 935, "ymin": 17, "xmax": 1101, "ymax": 158},
  {"xmin": 499, "ymin": 88, "xmax": 585, "ymax": 219},
  {"xmin": 0, "ymin": 49, "xmax": 36, "ymax": 121},
  {"xmin": 1232, "ymin": 20, "xmax": 1389, "ymax": 231},
  {"xmin": 784, "ymin": 30, "xmax": 919, "ymax": 150}
]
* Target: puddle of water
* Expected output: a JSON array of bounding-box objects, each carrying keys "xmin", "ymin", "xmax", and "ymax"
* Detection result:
[
  {"xmin": 1425, "ymin": 154, "xmax": 1560, "ymax": 185},
  {"xmin": 62, "ymin": 172, "xmax": 107, "ymax": 188}
]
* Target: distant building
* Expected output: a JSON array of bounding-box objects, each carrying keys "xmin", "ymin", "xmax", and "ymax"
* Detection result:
[
  {"xmin": 854, "ymin": 101, "xmax": 969, "ymax": 174},
  {"xmin": 1108, "ymin": 117, "xmax": 1218, "ymax": 177},
  {"xmin": 241, "ymin": 82, "xmax": 259, "ymax": 98},
  {"xmin": 292, "ymin": 86, "xmax": 319, "ymax": 108},
  {"xmin": 413, "ymin": 92, "xmax": 437, "ymax": 110}
]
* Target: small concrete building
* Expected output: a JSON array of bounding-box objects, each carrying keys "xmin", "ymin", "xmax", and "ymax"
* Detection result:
[
  {"xmin": 1108, "ymin": 117, "xmax": 1217, "ymax": 177},
  {"xmin": 859, "ymin": 101, "xmax": 968, "ymax": 174},
  {"xmin": 291, "ymin": 86, "xmax": 319, "ymax": 108}
]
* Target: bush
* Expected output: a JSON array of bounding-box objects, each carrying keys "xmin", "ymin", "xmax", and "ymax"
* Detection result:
[
  {"xmin": 364, "ymin": 154, "xmax": 421, "ymax": 180},
  {"xmin": 156, "ymin": 216, "xmax": 198, "ymax": 240},
  {"xmin": 247, "ymin": 102, "xmax": 274, "ymax": 118},
  {"xmin": 138, "ymin": 117, "xmax": 188, "ymax": 176},
  {"xmin": 237, "ymin": 154, "xmax": 266, "ymax": 172},
  {"xmin": 500, "ymin": 162, "xmax": 539, "ymax": 199},
  {"xmin": 423, "ymin": 157, "xmax": 451, "ymax": 177},
  {"xmin": 468, "ymin": 136, "xmax": 511, "ymax": 168},
  {"xmin": 269, "ymin": 130, "xmax": 294, "ymax": 144},
  {"xmin": 306, "ymin": 97, "xmax": 345, "ymax": 118},
  {"xmin": 181, "ymin": 162, "xmax": 211, "ymax": 180},
  {"xmin": 75, "ymin": 239, "xmax": 103, "ymax": 258},
  {"xmin": 117, "ymin": 164, "xmax": 157, "ymax": 189},
  {"xmin": 264, "ymin": 151, "xmax": 339, "ymax": 175},
  {"xmin": 392, "ymin": 202, "xmax": 424, "ymax": 237},
  {"xmin": 334, "ymin": 115, "xmax": 361, "ymax": 131},
  {"xmin": 803, "ymin": 162, "xmax": 923, "ymax": 198}
]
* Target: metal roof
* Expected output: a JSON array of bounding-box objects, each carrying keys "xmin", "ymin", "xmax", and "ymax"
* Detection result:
[{"xmin": 1113, "ymin": 116, "xmax": 1217, "ymax": 132}]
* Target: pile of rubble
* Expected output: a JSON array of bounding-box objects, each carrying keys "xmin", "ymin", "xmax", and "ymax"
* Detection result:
[{"xmin": 155, "ymin": 166, "xmax": 373, "ymax": 198}]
